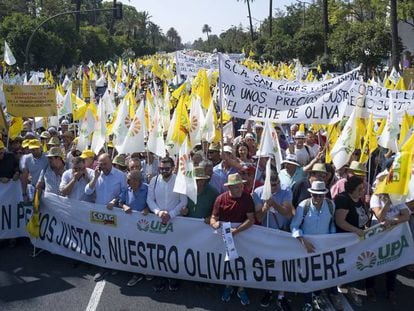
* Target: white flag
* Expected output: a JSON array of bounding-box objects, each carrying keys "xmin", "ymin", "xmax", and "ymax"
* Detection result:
[
  {"xmin": 257, "ymin": 120, "xmax": 283, "ymax": 172},
  {"xmin": 165, "ymin": 109, "xmax": 179, "ymax": 157},
  {"xmin": 147, "ymin": 105, "xmax": 166, "ymax": 158},
  {"xmin": 331, "ymin": 108, "xmax": 357, "ymax": 169},
  {"xmin": 77, "ymin": 108, "xmax": 95, "ymax": 151},
  {"xmin": 91, "ymin": 98, "xmax": 107, "ymax": 154},
  {"xmin": 223, "ymin": 121, "xmax": 234, "ymax": 140},
  {"xmin": 201, "ymin": 100, "xmax": 216, "ymax": 143},
  {"xmin": 4, "ymin": 41, "xmax": 16, "ymax": 66},
  {"xmin": 378, "ymin": 94, "xmax": 399, "ymax": 153},
  {"xmin": 112, "ymin": 98, "xmax": 130, "ymax": 150},
  {"xmin": 189, "ymin": 96, "xmax": 204, "ymax": 148},
  {"xmin": 261, "ymin": 158, "xmax": 272, "ymax": 201},
  {"xmin": 117, "ymin": 101, "xmax": 146, "ymax": 154},
  {"xmin": 173, "ymin": 138, "xmax": 197, "ymax": 204},
  {"xmin": 59, "ymin": 83, "xmax": 72, "ymax": 117}
]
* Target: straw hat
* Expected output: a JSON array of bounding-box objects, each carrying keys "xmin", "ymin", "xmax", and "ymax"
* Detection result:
[
  {"xmin": 307, "ymin": 181, "xmax": 329, "ymax": 194},
  {"xmin": 112, "ymin": 155, "xmax": 127, "ymax": 167},
  {"xmin": 47, "ymin": 137, "xmax": 61, "ymax": 146},
  {"xmin": 47, "ymin": 147, "xmax": 64, "ymax": 159},
  {"xmin": 40, "ymin": 131, "xmax": 51, "ymax": 139},
  {"xmin": 194, "ymin": 167, "xmax": 210, "ymax": 180},
  {"xmin": 310, "ymin": 163, "xmax": 328, "ymax": 174},
  {"xmin": 208, "ymin": 142, "xmax": 221, "ymax": 152},
  {"xmin": 347, "ymin": 161, "xmax": 367, "ymax": 176},
  {"xmin": 224, "ymin": 173, "xmax": 246, "ymax": 186}
]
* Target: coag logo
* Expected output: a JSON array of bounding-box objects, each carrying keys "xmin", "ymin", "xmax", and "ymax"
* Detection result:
[
  {"xmin": 356, "ymin": 251, "xmax": 377, "ymax": 271},
  {"xmin": 137, "ymin": 219, "xmax": 150, "ymax": 232},
  {"xmin": 137, "ymin": 219, "xmax": 173, "ymax": 234},
  {"xmin": 90, "ymin": 211, "xmax": 117, "ymax": 227}
]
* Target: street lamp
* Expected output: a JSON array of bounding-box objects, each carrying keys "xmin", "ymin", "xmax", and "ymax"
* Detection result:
[{"xmin": 296, "ymin": 0, "xmax": 312, "ymax": 27}]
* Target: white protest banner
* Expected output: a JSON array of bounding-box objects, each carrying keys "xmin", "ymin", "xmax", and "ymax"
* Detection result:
[
  {"xmin": 220, "ymin": 53, "xmax": 360, "ymax": 94},
  {"xmin": 0, "ymin": 181, "xmax": 28, "ymax": 239},
  {"xmin": 176, "ymin": 51, "xmax": 245, "ymax": 77},
  {"xmin": 347, "ymin": 80, "xmax": 414, "ymax": 118},
  {"xmin": 219, "ymin": 53, "xmax": 353, "ymax": 124},
  {"xmin": 176, "ymin": 51, "xmax": 216, "ymax": 77},
  {"xmin": 3, "ymin": 193, "xmax": 411, "ymax": 293}
]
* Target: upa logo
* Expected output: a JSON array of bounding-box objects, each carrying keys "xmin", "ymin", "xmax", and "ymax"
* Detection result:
[
  {"xmin": 90, "ymin": 211, "xmax": 117, "ymax": 227},
  {"xmin": 377, "ymin": 235, "xmax": 409, "ymax": 265},
  {"xmin": 137, "ymin": 219, "xmax": 173, "ymax": 234},
  {"xmin": 137, "ymin": 219, "xmax": 150, "ymax": 232},
  {"xmin": 356, "ymin": 251, "xmax": 377, "ymax": 271}
]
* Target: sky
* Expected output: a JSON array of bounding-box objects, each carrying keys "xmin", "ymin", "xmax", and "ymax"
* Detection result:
[{"xmin": 127, "ymin": 0, "xmax": 296, "ymax": 43}]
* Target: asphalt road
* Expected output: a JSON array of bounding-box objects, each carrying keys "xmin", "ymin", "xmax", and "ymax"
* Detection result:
[{"xmin": 1, "ymin": 238, "xmax": 413, "ymax": 311}]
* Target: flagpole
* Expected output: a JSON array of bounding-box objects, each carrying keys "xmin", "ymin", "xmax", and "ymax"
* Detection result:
[{"xmin": 218, "ymin": 55, "xmax": 224, "ymax": 153}]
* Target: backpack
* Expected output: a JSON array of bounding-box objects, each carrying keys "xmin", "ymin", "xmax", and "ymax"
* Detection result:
[{"xmin": 299, "ymin": 198, "xmax": 334, "ymax": 229}]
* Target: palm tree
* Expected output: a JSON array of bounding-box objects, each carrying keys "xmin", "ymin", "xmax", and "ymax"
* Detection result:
[
  {"xmin": 269, "ymin": 0, "xmax": 272, "ymax": 37},
  {"xmin": 237, "ymin": 0, "xmax": 255, "ymax": 41},
  {"xmin": 202, "ymin": 24, "xmax": 212, "ymax": 40},
  {"xmin": 390, "ymin": 0, "xmax": 399, "ymax": 71}
]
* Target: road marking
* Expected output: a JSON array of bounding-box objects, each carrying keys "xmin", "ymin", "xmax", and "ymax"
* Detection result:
[
  {"xmin": 397, "ymin": 274, "xmax": 414, "ymax": 288},
  {"xmin": 86, "ymin": 280, "xmax": 106, "ymax": 311}
]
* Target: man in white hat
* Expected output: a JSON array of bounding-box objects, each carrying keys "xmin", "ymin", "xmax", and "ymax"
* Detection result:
[
  {"xmin": 210, "ymin": 172, "xmax": 255, "ymax": 306},
  {"xmin": 290, "ymin": 180, "xmax": 341, "ymax": 311},
  {"xmin": 279, "ymin": 154, "xmax": 306, "ymax": 189},
  {"xmin": 287, "ymin": 131, "xmax": 312, "ymax": 166},
  {"xmin": 292, "ymin": 163, "xmax": 329, "ymax": 208}
]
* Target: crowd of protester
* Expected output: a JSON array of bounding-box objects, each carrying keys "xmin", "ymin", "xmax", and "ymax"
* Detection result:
[{"xmin": 1, "ymin": 116, "xmax": 414, "ymax": 311}]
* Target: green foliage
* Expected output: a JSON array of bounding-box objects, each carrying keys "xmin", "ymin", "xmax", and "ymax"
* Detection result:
[{"xmin": 0, "ymin": 1, "xmax": 177, "ymax": 69}]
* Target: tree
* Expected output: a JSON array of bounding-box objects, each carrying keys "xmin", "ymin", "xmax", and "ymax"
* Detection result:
[
  {"xmin": 202, "ymin": 24, "xmax": 211, "ymax": 40},
  {"xmin": 165, "ymin": 27, "xmax": 182, "ymax": 51}
]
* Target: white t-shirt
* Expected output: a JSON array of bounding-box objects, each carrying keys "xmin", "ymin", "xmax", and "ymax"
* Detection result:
[
  {"xmin": 291, "ymin": 146, "xmax": 311, "ymax": 166},
  {"xmin": 370, "ymin": 193, "xmax": 409, "ymax": 222}
]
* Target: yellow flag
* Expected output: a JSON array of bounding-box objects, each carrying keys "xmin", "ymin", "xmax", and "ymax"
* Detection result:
[
  {"xmin": 375, "ymin": 133, "xmax": 414, "ymax": 195},
  {"xmin": 172, "ymin": 82, "xmax": 187, "ymax": 100},
  {"xmin": 172, "ymin": 93, "xmax": 190, "ymax": 145},
  {"xmin": 299, "ymin": 124, "xmax": 305, "ymax": 133},
  {"xmin": 355, "ymin": 118, "xmax": 366, "ymax": 150},
  {"xmin": 394, "ymin": 77, "xmax": 407, "ymax": 91},
  {"xmin": 317, "ymin": 64, "xmax": 322, "ymax": 74},
  {"xmin": 116, "ymin": 58, "xmax": 123, "ymax": 83},
  {"xmin": 384, "ymin": 77, "xmax": 395, "ymax": 90},
  {"xmin": 71, "ymin": 94, "xmax": 88, "ymax": 121},
  {"xmin": 8, "ymin": 117, "xmax": 23, "ymax": 139},
  {"xmin": 359, "ymin": 114, "xmax": 378, "ymax": 163},
  {"xmin": 26, "ymin": 191, "xmax": 40, "ymax": 238},
  {"xmin": 194, "ymin": 69, "xmax": 211, "ymax": 110},
  {"xmin": 376, "ymin": 118, "xmax": 386, "ymax": 136},
  {"xmin": 151, "ymin": 60, "xmax": 165, "ymax": 80},
  {"xmin": 325, "ymin": 123, "xmax": 339, "ymax": 163}
]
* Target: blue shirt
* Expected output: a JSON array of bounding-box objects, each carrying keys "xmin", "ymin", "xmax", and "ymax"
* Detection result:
[
  {"xmin": 210, "ymin": 162, "xmax": 237, "ymax": 194},
  {"xmin": 253, "ymin": 185, "xmax": 292, "ymax": 230},
  {"xmin": 85, "ymin": 167, "xmax": 127, "ymax": 205},
  {"xmin": 279, "ymin": 167, "xmax": 305, "ymax": 190},
  {"xmin": 290, "ymin": 198, "xmax": 336, "ymax": 238},
  {"xmin": 119, "ymin": 183, "xmax": 148, "ymax": 211}
]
